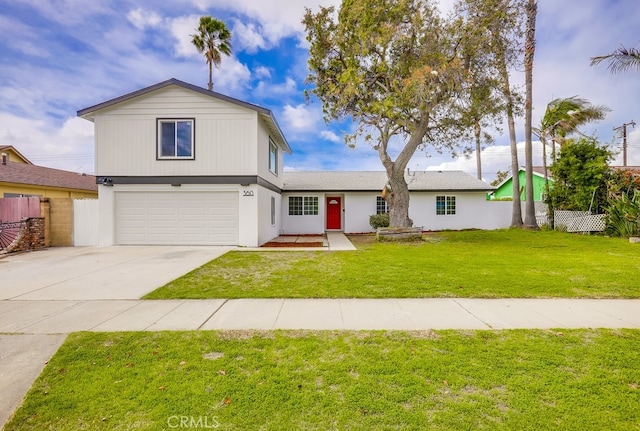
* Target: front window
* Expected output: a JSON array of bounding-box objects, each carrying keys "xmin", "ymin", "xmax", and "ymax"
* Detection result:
[
  {"xmin": 289, "ymin": 196, "xmax": 318, "ymax": 216},
  {"xmin": 157, "ymin": 119, "xmax": 194, "ymax": 159},
  {"xmin": 271, "ymin": 197, "xmax": 276, "ymax": 225},
  {"xmin": 269, "ymin": 138, "xmax": 278, "ymax": 175},
  {"xmin": 376, "ymin": 196, "xmax": 388, "ymax": 214},
  {"xmin": 436, "ymin": 196, "xmax": 456, "ymax": 215}
]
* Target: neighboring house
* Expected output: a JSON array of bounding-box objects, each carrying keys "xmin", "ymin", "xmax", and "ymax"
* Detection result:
[
  {"xmin": 0, "ymin": 146, "xmax": 97, "ymax": 199},
  {"xmin": 77, "ymin": 78, "xmax": 291, "ymax": 247},
  {"xmin": 491, "ymin": 167, "xmax": 551, "ymax": 202},
  {"xmin": 78, "ymin": 78, "xmax": 504, "ymax": 247},
  {"xmin": 282, "ymin": 171, "xmax": 499, "ymax": 234},
  {"xmin": 0, "ymin": 145, "xmax": 32, "ymax": 165}
]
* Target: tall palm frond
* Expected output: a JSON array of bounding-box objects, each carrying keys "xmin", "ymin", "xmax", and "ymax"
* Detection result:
[
  {"xmin": 540, "ymin": 96, "xmax": 610, "ymax": 148},
  {"xmin": 590, "ymin": 45, "xmax": 640, "ymax": 74}
]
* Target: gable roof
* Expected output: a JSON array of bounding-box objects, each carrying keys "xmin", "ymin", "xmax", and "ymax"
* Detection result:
[
  {"xmin": 77, "ymin": 78, "xmax": 291, "ymax": 154},
  {"xmin": 494, "ymin": 166, "xmax": 552, "ymax": 190},
  {"xmin": 0, "ymin": 145, "xmax": 33, "ymax": 164},
  {"xmin": 0, "ymin": 160, "xmax": 97, "ymax": 192},
  {"xmin": 283, "ymin": 171, "xmax": 495, "ymax": 192}
]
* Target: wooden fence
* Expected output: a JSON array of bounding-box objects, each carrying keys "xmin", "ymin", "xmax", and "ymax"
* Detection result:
[
  {"xmin": 0, "ymin": 196, "xmax": 41, "ymax": 222},
  {"xmin": 0, "ymin": 197, "xmax": 43, "ymax": 251}
]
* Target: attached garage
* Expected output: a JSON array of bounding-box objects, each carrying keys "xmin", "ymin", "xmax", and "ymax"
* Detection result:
[{"xmin": 115, "ymin": 191, "xmax": 238, "ymax": 245}]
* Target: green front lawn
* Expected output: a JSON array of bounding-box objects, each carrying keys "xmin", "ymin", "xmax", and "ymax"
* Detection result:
[
  {"xmin": 145, "ymin": 230, "xmax": 640, "ymax": 299},
  {"xmin": 6, "ymin": 330, "xmax": 640, "ymax": 430}
]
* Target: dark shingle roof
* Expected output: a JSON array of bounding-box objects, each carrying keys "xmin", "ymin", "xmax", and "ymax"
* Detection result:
[{"xmin": 0, "ymin": 161, "xmax": 97, "ymax": 192}]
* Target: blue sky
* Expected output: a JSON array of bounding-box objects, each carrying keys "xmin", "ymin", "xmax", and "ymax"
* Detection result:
[{"xmin": 1, "ymin": 0, "xmax": 639, "ymax": 181}]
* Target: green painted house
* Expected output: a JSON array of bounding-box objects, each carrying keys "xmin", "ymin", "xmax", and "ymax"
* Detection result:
[{"xmin": 491, "ymin": 167, "xmax": 551, "ymax": 202}]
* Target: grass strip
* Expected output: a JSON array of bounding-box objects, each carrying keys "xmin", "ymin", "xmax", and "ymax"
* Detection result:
[
  {"xmin": 145, "ymin": 230, "xmax": 640, "ymax": 299},
  {"xmin": 5, "ymin": 329, "xmax": 640, "ymax": 430}
]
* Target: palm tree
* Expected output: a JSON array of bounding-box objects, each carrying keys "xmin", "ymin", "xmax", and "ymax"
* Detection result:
[
  {"xmin": 523, "ymin": 0, "xmax": 538, "ymax": 229},
  {"xmin": 535, "ymin": 96, "xmax": 609, "ymax": 226},
  {"xmin": 590, "ymin": 45, "xmax": 640, "ymax": 73},
  {"xmin": 191, "ymin": 16, "xmax": 232, "ymax": 91},
  {"xmin": 538, "ymin": 96, "xmax": 610, "ymax": 163}
]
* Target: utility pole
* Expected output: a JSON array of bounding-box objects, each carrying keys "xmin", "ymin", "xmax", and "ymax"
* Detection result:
[{"xmin": 613, "ymin": 120, "xmax": 636, "ymax": 166}]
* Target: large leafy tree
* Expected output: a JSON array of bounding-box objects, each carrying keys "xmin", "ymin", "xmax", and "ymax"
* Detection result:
[
  {"xmin": 456, "ymin": 33, "xmax": 505, "ymax": 181},
  {"xmin": 303, "ymin": 0, "xmax": 471, "ymax": 227},
  {"xmin": 591, "ymin": 45, "xmax": 640, "ymax": 73},
  {"xmin": 547, "ymin": 137, "xmax": 612, "ymax": 213},
  {"xmin": 191, "ymin": 16, "xmax": 232, "ymax": 91}
]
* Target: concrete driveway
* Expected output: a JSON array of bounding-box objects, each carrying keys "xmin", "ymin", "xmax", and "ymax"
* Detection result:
[
  {"xmin": 0, "ymin": 245, "xmax": 233, "ymax": 428},
  {"xmin": 0, "ymin": 245, "xmax": 234, "ymax": 300}
]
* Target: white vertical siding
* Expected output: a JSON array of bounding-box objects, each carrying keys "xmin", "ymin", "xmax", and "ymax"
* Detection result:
[
  {"xmin": 93, "ymin": 86, "xmax": 259, "ymax": 176},
  {"xmin": 256, "ymin": 118, "xmax": 283, "ymax": 189},
  {"xmin": 410, "ymin": 193, "xmax": 511, "ymax": 230},
  {"xmin": 73, "ymin": 199, "xmax": 99, "ymax": 246},
  {"xmin": 281, "ymin": 193, "xmax": 325, "ymax": 234},
  {"xmin": 257, "ymin": 187, "xmax": 281, "ymax": 245},
  {"xmin": 344, "ymin": 193, "xmax": 378, "ymax": 233}
]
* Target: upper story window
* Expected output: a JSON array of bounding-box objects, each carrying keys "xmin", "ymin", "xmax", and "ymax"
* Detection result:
[
  {"xmin": 157, "ymin": 118, "xmax": 194, "ymax": 159},
  {"xmin": 436, "ymin": 195, "xmax": 456, "ymax": 215},
  {"xmin": 376, "ymin": 196, "xmax": 388, "ymax": 214},
  {"xmin": 269, "ymin": 138, "xmax": 278, "ymax": 175}
]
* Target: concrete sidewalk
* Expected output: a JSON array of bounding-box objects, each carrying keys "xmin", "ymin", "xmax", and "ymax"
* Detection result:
[{"xmin": 2, "ymin": 298, "xmax": 639, "ymax": 333}]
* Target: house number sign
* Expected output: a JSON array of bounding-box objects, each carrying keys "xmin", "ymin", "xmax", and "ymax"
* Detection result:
[{"xmin": 243, "ymin": 190, "xmax": 254, "ymax": 197}]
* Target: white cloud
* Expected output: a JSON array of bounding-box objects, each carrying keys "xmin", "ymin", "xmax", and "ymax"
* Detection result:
[
  {"xmin": 610, "ymin": 127, "xmax": 640, "ymax": 167},
  {"xmin": 170, "ymin": 15, "xmax": 202, "ymax": 58},
  {"xmin": 320, "ymin": 130, "xmax": 341, "ymax": 143},
  {"xmin": 194, "ymin": 0, "xmax": 341, "ymax": 45},
  {"xmin": 282, "ymin": 103, "xmax": 319, "ymax": 132},
  {"xmin": 254, "ymin": 77, "xmax": 298, "ymax": 100},
  {"xmin": 0, "ymin": 113, "xmax": 94, "ymax": 173},
  {"xmin": 254, "ymin": 66, "xmax": 271, "ymax": 79},
  {"xmin": 127, "ymin": 8, "xmax": 163, "ymax": 30},
  {"xmin": 232, "ymin": 20, "xmax": 267, "ymax": 53},
  {"xmin": 209, "ymin": 56, "xmax": 252, "ymax": 93}
]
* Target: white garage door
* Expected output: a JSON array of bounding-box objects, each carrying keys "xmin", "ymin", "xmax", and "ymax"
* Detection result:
[{"xmin": 115, "ymin": 191, "xmax": 238, "ymax": 245}]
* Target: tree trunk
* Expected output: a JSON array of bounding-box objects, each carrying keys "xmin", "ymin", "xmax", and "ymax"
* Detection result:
[
  {"xmin": 496, "ymin": 41, "xmax": 523, "ymax": 227},
  {"xmin": 378, "ymin": 118, "xmax": 429, "ymax": 228},
  {"xmin": 387, "ymin": 170, "xmax": 413, "ymax": 227},
  {"xmin": 475, "ymin": 121, "xmax": 482, "ymax": 180},
  {"xmin": 523, "ymin": 0, "xmax": 539, "ymax": 229},
  {"xmin": 208, "ymin": 63, "xmax": 213, "ymax": 91}
]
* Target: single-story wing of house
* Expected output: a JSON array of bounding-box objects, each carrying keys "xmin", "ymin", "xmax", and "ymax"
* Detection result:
[
  {"xmin": 281, "ymin": 170, "xmax": 500, "ymax": 234},
  {"xmin": 77, "ymin": 78, "xmax": 505, "ymax": 247}
]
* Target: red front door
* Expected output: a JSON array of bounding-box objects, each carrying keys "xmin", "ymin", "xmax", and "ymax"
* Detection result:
[{"xmin": 326, "ymin": 197, "xmax": 342, "ymax": 230}]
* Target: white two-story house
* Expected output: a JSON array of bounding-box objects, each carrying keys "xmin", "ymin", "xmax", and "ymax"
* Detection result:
[
  {"xmin": 78, "ymin": 78, "xmax": 291, "ymax": 247},
  {"xmin": 79, "ymin": 78, "xmax": 504, "ymax": 247}
]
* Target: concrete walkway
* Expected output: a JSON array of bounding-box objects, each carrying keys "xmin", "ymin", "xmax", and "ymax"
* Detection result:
[{"xmin": 327, "ymin": 232, "xmax": 357, "ymax": 251}]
